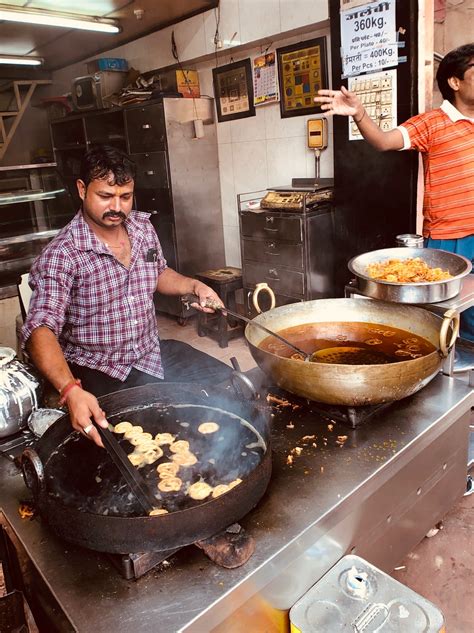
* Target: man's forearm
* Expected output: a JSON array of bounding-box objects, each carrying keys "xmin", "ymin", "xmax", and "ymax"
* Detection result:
[
  {"xmin": 352, "ymin": 106, "xmax": 404, "ymax": 151},
  {"xmin": 155, "ymin": 268, "xmax": 198, "ymax": 296},
  {"xmin": 27, "ymin": 326, "xmax": 74, "ymax": 392}
]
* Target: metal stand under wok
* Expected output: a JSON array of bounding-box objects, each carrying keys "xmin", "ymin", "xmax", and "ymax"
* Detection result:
[
  {"xmin": 107, "ymin": 523, "xmax": 254, "ymax": 580},
  {"xmin": 345, "ymin": 273, "xmax": 474, "ymax": 383}
]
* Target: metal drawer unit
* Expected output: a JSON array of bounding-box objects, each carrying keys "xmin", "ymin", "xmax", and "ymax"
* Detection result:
[{"xmin": 238, "ymin": 190, "xmax": 336, "ymax": 317}]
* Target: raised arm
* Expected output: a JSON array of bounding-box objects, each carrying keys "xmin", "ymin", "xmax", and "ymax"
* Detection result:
[
  {"xmin": 27, "ymin": 327, "xmax": 107, "ymax": 447},
  {"xmin": 314, "ymin": 86, "xmax": 404, "ymax": 152}
]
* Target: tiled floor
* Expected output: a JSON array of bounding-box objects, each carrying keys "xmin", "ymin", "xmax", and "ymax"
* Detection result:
[{"xmin": 159, "ymin": 310, "xmax": 474, "ymax": 632}]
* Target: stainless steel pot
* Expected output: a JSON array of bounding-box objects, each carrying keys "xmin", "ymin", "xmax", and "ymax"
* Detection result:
[
  {"xmin": 348, "ymin": 247, "xmax": 472, "ymax": 303},
  {"xmin": 0, "ymin": 347, "xmax": 42, "ymax": 438},
  {"xmin": 245, "ymin": 297, "xmax": 458, "ymax": 406}
]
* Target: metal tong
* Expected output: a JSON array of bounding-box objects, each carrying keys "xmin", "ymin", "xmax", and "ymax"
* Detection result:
[{"xmin": 94, "ymin": 423, "xmax": 157, "ymax": 514}]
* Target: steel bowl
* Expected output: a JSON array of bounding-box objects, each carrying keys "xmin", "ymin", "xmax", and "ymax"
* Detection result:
[{"xmin": 348, "ymin": 247, "xmax": 472, "ymax": 303}]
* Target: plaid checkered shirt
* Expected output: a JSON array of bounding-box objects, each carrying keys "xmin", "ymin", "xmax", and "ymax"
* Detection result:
[{"xmin": 22, "ymin": 210, "xmax": 168, "ymax": 380}]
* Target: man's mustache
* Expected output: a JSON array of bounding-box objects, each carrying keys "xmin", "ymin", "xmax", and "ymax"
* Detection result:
[{"xmin": 103, "ymin": 210, "xmax": 126, "ymax": 220}]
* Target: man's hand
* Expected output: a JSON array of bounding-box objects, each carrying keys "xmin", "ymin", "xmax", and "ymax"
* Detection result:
[
  {"xmin": 314, "ymin": 86, "xmax": 363, "ymax": 119},
  {"xmin": 191, "ymin": 280, "xmax": 224, "ymax": 313},
  {"xmin": 65, "ymin": 387, "xmax": 108, "ymax": 448}
]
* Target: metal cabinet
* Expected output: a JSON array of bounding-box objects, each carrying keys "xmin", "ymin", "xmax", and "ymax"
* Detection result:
[
  {"xmin": 51, "ymin": 98, "xmax": 225, "ymax": 319},
  {"xmin": 0, "ymin": 163, "xmax": 75, "ymax": 292},
  {"xmin": 238, "ymin": 191, "xmax": 336, "ymax": 317}
]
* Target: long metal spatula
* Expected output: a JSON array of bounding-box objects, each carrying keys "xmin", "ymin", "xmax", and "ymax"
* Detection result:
[
  {"xmin": 182, "ymin": 294, "xmax": 313, "ymax": 361},
  {"xmin": 93, "ymin": 423, "xmax": 157, "ymax": 514}
]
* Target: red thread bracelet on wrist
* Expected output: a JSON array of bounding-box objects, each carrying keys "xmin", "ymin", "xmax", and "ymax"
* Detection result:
[{"xmin": 58, "ymin": 378, "xmax": 82, "ymax": 406}]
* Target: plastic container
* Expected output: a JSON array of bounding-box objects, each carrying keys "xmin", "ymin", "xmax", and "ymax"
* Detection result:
[
  {"xmin": 290, "ymin": 555, "xmax": 445, "ymax": 632},
  {"xmin": 87, "ymin": 57, "xmax": 128, "ymax": 73}
]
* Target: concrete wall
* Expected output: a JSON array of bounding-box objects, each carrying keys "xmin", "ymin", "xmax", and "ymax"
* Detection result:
[{"xmin": 432, "ymin": 0, "xmax": 474, "ymax": 106}]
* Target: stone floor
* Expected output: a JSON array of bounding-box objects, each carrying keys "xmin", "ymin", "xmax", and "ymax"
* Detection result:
[{"xmin": 158, "ymin": 310, "xmax": 474, "ymax": 633}]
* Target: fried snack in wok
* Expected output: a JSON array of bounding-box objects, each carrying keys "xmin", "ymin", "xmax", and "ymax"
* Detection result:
[
  {"xmin": 157, "ymin": 462, "xmax": 180, "ymax": 478},
  {"xmin": 158, "ymin": 477, "xmax": 182, "ymax": 493},
  {"xmin": 198, "ymin": 422, "xmax": 220, "ymax": 434},
  {"xmin": 128, "ymin": 452, "xmax": 145, "ymax": 467},
  {"xmin": 149, "ymin": 508, "xmax": 169, "ymax": 516},
  {"xmin": 154, "ymin": 432, "xmax": 175, "ymax": 446},
  {"xmin": 367, "ymin": 257, "xmax": 452, "ymax": 283},
  {"xmin": 169, "ymin": 440, "xmax": 190, "ymax": 454},
  {"xmin": 124, "ymin": 426, "xmax": 144, "ymax": 439},
  {"xmin": 129, "ymin": 432, "xmax": 153, "ymax": 445},
  {"xmin": 228, "ymin": 478, "xmax": 242, "ymax": 489},
  {"xmin": 113, "ymin": 421, "xmax": 133, "ymax": 434},
  {"xmin": 171, "ymin": 451, "xmax": 198, "ymax": 467},
  {"xmin": 212, "ymin": 484, "xmax": 231, "ymax": 498},
  {"xmin": 188, "ymin": 482, "xmax": 213, "ymax": 500}
]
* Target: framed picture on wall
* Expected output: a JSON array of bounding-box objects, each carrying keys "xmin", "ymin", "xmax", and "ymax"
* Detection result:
[
  {"xmin": 212, "ymin": 59, "xmax": 256, "ymax": 122},
  {"xmin": 276, "ymin": 37, "xmax": 328, "ymax": 118}
]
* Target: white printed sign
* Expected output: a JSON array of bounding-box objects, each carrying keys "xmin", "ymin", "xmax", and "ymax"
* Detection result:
[{"xmin": 341, "ymin": 0, "xmax": 397, "ymax": 77}]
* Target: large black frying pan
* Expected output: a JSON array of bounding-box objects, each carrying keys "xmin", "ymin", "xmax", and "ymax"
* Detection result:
[{"xmin": 21, "ymin": 382, "xmax": 271, "ymax": 554}]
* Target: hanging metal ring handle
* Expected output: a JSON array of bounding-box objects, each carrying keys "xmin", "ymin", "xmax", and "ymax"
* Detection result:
[
  {"xmin": 439, "ymin": 308, "xmax": 460, "ymax": 358},
  {"xmin": 252, "ymin": 283, "xmax": 276, "ymax": 314}
]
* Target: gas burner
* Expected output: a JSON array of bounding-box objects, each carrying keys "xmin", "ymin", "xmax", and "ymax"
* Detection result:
[
  {"xmin": 106, "ymin": 523, "xmax": 254, "ymax": 579},
  {"xmin": 308, "ymin": 401, "xmax": 394, "ymax": 429}
]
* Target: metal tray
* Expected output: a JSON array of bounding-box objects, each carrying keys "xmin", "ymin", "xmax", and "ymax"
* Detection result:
[{"xmin": 348, "ymin": 247, "xmax": 472, "ymax": 304}]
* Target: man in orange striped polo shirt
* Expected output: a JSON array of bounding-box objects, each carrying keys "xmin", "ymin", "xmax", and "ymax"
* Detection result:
[{"xmin": 315, "ymin": 43, "xmax": 474, "ymax": 340}]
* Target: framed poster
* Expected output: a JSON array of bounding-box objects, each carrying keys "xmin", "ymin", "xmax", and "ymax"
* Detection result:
[
  {"xmin": 276, "ymin": 37, "xmax": 328, "ymax": 118},
  {"xmin": 212, "ymin": 59, "xmax": 256, "ymax": 122}
]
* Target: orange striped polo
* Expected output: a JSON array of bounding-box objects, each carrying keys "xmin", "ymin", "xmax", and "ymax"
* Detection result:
[{"xmin": 398, "ymin": 101, "xmax": 474, "ymax": 239}]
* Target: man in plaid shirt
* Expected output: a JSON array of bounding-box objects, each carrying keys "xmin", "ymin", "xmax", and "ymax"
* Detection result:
[{"xmin": 22, "ymin": 145, "xmax": 224, "ymax": 447}]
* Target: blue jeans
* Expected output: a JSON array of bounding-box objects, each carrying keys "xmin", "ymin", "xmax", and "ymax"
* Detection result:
[{"xmin": 425, "ymin": 236, "xmax": 474, "ymax": 341}]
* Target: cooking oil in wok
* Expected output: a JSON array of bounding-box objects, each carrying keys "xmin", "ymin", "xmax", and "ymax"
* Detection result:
[{"xmin": 259, "ymin": 321, "xmax": 436, "ymax": 365}]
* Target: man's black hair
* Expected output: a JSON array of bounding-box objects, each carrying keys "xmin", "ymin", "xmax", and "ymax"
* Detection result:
[
  {"xmin": 436, "ymin": 43, "xmax": 474, "ymax": 102},
  {"xmin": 79, "ymin": 144, "xmax": 136, "ymax": 187}
]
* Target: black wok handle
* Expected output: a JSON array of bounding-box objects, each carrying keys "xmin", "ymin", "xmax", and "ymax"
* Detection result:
[{"xmin": 21, "ymin": 448, "xmax": 45, "ymax": 499}]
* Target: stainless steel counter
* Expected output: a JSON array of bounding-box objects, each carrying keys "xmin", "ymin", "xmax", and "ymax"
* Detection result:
[{"xmin": 0, "ymin": 372, "xmax": 472, "ymax": 632}]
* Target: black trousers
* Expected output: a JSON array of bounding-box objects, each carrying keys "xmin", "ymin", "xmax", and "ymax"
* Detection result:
[{"xmin": 70, "ymin": 339, "xmax": 233, "ymax": 398}]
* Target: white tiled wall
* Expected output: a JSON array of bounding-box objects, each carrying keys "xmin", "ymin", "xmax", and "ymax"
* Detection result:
[{"xmin": 194, "ymin": 25, "xmax": 333, "ymax": 266}]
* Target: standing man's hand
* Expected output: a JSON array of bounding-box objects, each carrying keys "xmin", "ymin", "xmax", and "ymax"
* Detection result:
[
  {"xmin": 64, "ymin": 387, "xmax": 108, "ymax": 448},
  {"xmin": 314, "ymin": 86, "xmax": 363, "ymax": 119}
]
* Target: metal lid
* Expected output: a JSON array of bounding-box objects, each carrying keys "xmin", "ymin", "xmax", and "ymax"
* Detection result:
[
  {"xmin": 289, "ymin": 555, "xmax": 444, "ymax": 632},
  {"xmin": 396, "ymin": 234, "xmax": 424, "ymax": 248}
]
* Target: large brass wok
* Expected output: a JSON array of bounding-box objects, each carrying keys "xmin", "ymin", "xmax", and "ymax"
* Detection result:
[{"xmin": 245, "ymin": 296, "xmax": 458, "ymax": 406}]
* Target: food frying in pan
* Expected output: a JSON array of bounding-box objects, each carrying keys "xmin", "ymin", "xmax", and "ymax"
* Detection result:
[
  {"xmin": 114, "ymin": 421, "xmax": 133, "ymax": 434},
  {"xmin": 172, "ymin": 451, "xmax": 198, "ymax": 467},
  {"xmin": 198, "ymin": 422, "xmax": 220, "ymax": 434},
  {"xmin": 158, "ymin": 477, "xmax": 183, "ymax": 493},
  {"xmin": 157, "ymin": 462, "xmax": 180, "ymax": 478},
  {"xmin": 154, "ymin": 432, "xmax": 175, "ymax": 445},
  {"xmin": 169, "ymin": 440, "xmax": 190, "ymax": 453},
  {"xmin": 188, "ymin": 482, "xmax": 213, "ymax": 500},
  {"xmin": 367, "ymin": 257, "xmax": 452, "ymax": 282},
  {"xmin": 149, "ymin": 508, "xmax": 168, "ymax": 516}
]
